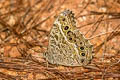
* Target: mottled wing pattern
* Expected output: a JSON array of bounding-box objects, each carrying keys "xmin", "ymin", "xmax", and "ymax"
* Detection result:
[{"xmin": 44, "ymin": 10, "xmax": 93, "ymax": 66}]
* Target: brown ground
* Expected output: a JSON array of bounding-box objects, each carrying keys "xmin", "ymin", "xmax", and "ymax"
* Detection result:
[{"xmin": 0, "ymin": 0, "xmax": 120, "ymax": 80}]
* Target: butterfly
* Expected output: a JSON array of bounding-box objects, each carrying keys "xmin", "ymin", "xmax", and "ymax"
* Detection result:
[{"xmin": 43, "ymin": 10, "xmax": 93, "ymax": 66}]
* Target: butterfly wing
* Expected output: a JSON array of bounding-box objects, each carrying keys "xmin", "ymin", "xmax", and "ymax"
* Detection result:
[{"xmin": 44, "ymin": 10, "xmax": 93, "ymax": 66}]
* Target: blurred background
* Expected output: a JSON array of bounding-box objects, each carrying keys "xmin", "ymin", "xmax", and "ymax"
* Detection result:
[{"xmin": 0, "ymin": 0, "xmax": 120, "ymax": 80}]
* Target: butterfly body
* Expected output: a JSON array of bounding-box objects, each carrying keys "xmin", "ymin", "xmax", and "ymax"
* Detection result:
[{"xmin": 44, "ymin": 10, "xmax": 93, "ymax": 66}]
